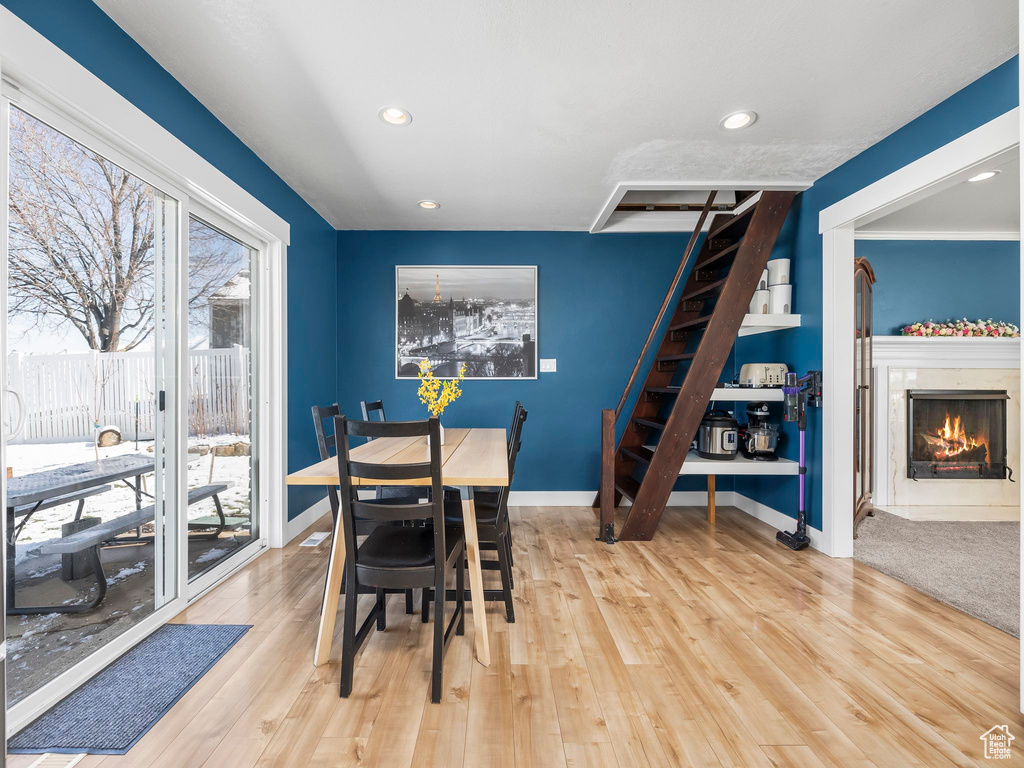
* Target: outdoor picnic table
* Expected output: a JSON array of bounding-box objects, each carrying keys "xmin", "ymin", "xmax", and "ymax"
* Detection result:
[{"xmin": 5, "ymin": 453, "xmax": 154, "ymax": 612}]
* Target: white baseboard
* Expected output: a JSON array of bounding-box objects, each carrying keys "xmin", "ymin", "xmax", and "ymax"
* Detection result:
[
  {"xmin": 506, "ymin": 490, "xmax": 711, "ymax": 506},
  {"xmin": 284, "ymin": 489, "xmax": 824, "ymax": 553},
  {"xmin": 284, "ymin": 497, "xmax": 331, "ymax": 546},
  {"xmin": 730, "ymin": 492, "xmax": 825, "ymax": 552}
]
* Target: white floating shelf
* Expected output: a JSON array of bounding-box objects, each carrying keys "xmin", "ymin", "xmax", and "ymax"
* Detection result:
[
  {"xmin": 709, "ymin": 387, "xmax": 784, "ymax": 402},
  {"xmin": 738, "ymin": 314, "xmax": 801, "ymax": 337},
  {"xmin": 673, "ymin": 450, "xmax": 799, "ymax": 476}
]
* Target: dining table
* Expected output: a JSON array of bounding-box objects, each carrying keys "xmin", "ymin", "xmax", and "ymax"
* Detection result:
[{"xmin": 286, "ymin": 426, "xmax": 508, "ymax": 668}]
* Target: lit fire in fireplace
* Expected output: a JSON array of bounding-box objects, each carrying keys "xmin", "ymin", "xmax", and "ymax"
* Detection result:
[{"xmin": 923, "ymin": 412, "xmax": 989, "ymax": 464}]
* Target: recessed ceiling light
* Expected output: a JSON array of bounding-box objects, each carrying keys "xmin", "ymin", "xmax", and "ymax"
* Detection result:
[
  {"xmin": 418, "ymin": 200, "xmax": 440, "ymax": 210},
  {"xmin": 968, "ymin": 170, "xmax": 1000, "ymax": 182},
  {"xmin": 379, "ymin": 106, "xmax": 411, "ymax": 126},
  {"xmin": 720, "ymin": 111, "xmax": 757, "ymax": 130}
]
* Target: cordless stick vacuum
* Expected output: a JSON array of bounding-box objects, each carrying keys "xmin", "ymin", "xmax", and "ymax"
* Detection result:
[{"xmin": 776, "ymin": 370, "xmax": 823, "ymax": 551}]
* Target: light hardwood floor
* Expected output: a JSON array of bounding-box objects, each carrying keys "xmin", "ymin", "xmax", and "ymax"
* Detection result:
[{"xmin": 9, "ymin": 504, "xmax": 1024, "ymax": 767}]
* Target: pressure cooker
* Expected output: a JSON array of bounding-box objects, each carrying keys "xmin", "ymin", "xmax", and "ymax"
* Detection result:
[{"xmin": 696, "ymin": 410, "xmax": 739, "ymax": 460}]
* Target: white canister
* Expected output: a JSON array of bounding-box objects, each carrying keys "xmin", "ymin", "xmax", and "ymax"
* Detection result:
[
  {"xmin": 769, "ymin": 284, "xmax": 792, "ymax": 314},
  {"xmin": 767, "ymin": 258, "xmax": 790, "ymax": 286},
  {"xmin": 749, "ymin": 289, "xmax": 770, "ymax": 315},
  {"xmin": 757, "ymin": 268, "xmax": 769, "ymax": 291}
]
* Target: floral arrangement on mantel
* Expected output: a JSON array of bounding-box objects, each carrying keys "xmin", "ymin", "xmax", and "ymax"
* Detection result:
[
  {"xmin": 901, "ymin": 319, "xmax": 1020, "ymax": 338},
  {"xmin": 417, "ymin": 359, "xmax": 466, "ymax": 444}
]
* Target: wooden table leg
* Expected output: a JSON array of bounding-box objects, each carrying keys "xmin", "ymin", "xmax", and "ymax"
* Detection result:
[
  {"xmin": 707, "ymin": 475, "xmax": 716, "ymax": 525},
  {"xmin": 313, "ymin": 515, "xmax": 346, "ymax": 666},
  {"xmin": 459, "ymin": 485, "xmax": 491, "ymax": 667}
]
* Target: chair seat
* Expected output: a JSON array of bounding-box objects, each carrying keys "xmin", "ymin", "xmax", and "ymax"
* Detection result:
[
  {"xmin": 443, "ymin": 496, "xmax": 499, "ymax": 527},
  {"xmin": 358, "ymin": 524, "xmax": 463, "ymax": 569}
]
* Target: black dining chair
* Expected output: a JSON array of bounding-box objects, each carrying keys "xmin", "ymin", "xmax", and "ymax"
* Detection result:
[
  {"xmin": 429, "ymin": 402, "xmax": 526, "ymax": 624},
  {"xmin": 359, "ymin": 400, "xmax": 427, "ymax": 500},
  {"xmin": 312, "ymin": 403, "xmax": 415, "ymax": 612},
  {"xmin": 334, "ymin": 415, "xmax": 465, "ymax": 703},
  {"xmin": 360, "ymin": 399, "xmax": 387, "ymax": 425},
  {"xmin": 359, "ymin": 398, "xmax": 432, "ymax": 614}
]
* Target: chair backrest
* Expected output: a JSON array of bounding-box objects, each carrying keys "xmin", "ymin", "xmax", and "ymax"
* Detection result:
[
  {"xmin": 360, "ymin": 400, "xmax": 387, "ymax": 423},
  {"xmin": 312, "ymin": 404, "xmax": 343, "ymax": 520},
  {"xmin": 497, "ymin": 403, "xmax": 527, "ymax": 510},
  {"xmin": 334, "ymin": 416, "xmax": 447, "ymax": 571},
  {"xmin": 312, "ymin": 403, "xmax": 342, "ymax": 460}
]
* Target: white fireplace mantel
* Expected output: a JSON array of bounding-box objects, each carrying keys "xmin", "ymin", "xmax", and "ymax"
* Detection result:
[
  {"xmin": 872, "ymin": 335, "xmax": 1021, "ymax": 507},
  {"xmin": 873, "ymin": 336, "xmax": 1021, "ymax": 368}
]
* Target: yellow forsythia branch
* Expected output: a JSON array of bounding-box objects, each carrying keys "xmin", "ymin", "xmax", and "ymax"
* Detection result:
[{"xmin": 416, "ymin": 360, "xmax": 466, "ymax": 418}]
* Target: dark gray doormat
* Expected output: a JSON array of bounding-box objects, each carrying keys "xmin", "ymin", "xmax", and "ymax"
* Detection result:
[
  {"xmin": 9, "ymin": 623, "xmax": 251, "ymax": 755},
  {"xmin": 854, "ymin": 511, "xmax": 1019, "ymax": 637}
]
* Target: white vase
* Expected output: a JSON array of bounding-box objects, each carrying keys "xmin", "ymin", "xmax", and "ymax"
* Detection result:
[{"xmin": 427, "ymin": 422, "xmax": 445, "ymax": 446}]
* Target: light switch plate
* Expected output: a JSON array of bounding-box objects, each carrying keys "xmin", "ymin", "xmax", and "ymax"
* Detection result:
[{"xmin": 540, "ymin": 358, "xmax": 557, "ymax": 373}]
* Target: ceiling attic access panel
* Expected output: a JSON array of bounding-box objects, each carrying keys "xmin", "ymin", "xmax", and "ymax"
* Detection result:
[{"xmin": 591, "ymin": 183, "xmax": 810, "ymax": 233}]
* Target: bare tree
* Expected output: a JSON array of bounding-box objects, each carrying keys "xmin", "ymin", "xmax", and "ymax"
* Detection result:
[{"xmin": 7, "ymin": 107, "xmax": 240, "ymax": 351}]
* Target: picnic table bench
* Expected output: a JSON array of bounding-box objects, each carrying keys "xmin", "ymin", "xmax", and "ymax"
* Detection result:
[{"xmin": 10, "ymin": 483, "xmax": 236, "ymax": 616}]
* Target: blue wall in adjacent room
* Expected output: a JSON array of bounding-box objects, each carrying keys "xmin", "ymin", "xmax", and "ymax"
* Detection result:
[
  {"xmin": 336, "ymin": 230, "xmax": 733, "ymax": 493},
  {"xmin": 734, "ymin": 56, "xmax": 1019, "ymax": 531},
  {"xmin": 1, "ymin": 0, "xmax": 339, "ymax": 520},
  {"xmin": 857, "ymin": 239, "xmax": 1020, "ymax": 336}
]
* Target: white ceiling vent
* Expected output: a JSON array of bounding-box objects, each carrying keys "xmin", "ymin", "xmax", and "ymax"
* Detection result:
[{"xmin": 591, "ymin": 182, "xmax": 809, "ymax": 234}]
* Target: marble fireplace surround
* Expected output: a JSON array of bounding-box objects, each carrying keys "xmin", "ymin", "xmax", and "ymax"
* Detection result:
[{"xmin": 873, "ymin": 337, "xmax": 1021, "ymax": 509}]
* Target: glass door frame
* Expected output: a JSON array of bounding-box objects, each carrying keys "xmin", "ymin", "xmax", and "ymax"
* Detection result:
[{"xmin": 0, "ymin": 81, "xmax": 188, "ymax": 729}]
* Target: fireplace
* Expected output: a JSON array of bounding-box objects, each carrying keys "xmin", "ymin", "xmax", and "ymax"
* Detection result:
[{"xmin": 906, "ymin": 390, "xmax": 1009, "ymax": 480}]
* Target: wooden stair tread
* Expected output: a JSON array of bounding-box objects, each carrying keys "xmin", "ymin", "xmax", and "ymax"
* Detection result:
[
  {"xmin": 632, "ymin": 416, "xmax": 667, "ymax": 429},
  {"xmin": 681, "ymin": 277, "xmax": 728, "ymax": 302},
  {"xmin": 614, "ymin": 476, "xmax": 641, "ymax": 502},
  {"xmin": 669, "ymin": 315, "xmax": 712, "ymax": 332},
  {"xmin": 645, "ymin": 386, "xmax": 681, "ymax": 395},
  {"xmin": 620, "ymin": 445, "xmax": 654, "ymax": 464},
  {"xmin": 695, "ymin": 242, "xmax": 741, "ymax": 270},
  {"xmin": 707, "ymin": 200, "xmax": 758, "ymax": 240},
  {"xmin": 656, "ymin": 352, "xmax": 695, "ymax": 363}
]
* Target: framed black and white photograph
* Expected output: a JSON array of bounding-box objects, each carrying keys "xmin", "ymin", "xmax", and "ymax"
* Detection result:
[{"xmin": 396, "ymin": 265, "xmax": 538, "ymax": 379}]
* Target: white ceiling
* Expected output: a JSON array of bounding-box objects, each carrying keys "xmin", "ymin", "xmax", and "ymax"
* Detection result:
[
  {"xmin": 860, "ymin": 155, "xmax": 1020, "ymax": 238},
  {"xmin": 94, "ymin": 0, "xmax": 1018, "ymax": 231}
]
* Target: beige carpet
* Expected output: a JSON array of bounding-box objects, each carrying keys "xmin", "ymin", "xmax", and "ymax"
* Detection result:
[{"xmin": 854, "ymin": 510, "xmax": 1019, "ymax": 637}]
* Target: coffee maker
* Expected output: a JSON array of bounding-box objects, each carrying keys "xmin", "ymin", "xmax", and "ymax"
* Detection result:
[{"xmin": 740, "ymin": 401, "xmax": 779, "ymax": 460}]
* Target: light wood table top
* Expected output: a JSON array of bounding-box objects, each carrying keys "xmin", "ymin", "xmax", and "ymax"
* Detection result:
[{"xmin": 286, "ymin": 427, "xmax": 509, "ymax": 488}]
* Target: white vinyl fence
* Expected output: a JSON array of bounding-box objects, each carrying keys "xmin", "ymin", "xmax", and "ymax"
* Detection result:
[{"xmin": 6, "ymin": 347, "xmax": 250, "ymax": 444}]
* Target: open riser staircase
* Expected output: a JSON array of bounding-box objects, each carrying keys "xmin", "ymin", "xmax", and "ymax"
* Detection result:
[{"xmin": 596, "ymin": 190, "xmax": 796, "ymax": 541}]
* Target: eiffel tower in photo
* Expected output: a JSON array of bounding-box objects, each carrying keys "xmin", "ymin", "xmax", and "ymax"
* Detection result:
[{"xmin": 431, "ymin": 273, "xmax": 443, "ymax": 303}]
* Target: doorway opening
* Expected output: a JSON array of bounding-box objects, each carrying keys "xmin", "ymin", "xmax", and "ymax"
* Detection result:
[{"xmin": 820, "ymin": 109, "xmax": 1020, "ymax": 642}]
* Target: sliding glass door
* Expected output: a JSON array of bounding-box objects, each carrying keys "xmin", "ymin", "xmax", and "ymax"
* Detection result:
[
  {"xmin": 0, "ymin": 61, "xmax": 272, "ymax": 729},
  {"xmin": 3, "ymin": 104, "xmax": 179, "ymax": 706}
]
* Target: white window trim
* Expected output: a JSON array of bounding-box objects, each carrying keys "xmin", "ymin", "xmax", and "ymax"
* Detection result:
[{"xmin": 0, "ymin": 7, "xmax": 291, "ymax": 733}]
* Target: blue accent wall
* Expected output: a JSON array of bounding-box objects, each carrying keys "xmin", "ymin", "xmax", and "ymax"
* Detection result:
[
  {"xmin": 336, "ymin": 230, "xmax": 728, "ymax": 493},
  {"xmin": 2, "ymin": 0, "xmax": 339, "ymax": 519},
  {"xmin": 734, "ymin": 56, "xmax": 1019, "ymax": 530},
  {"xmin": 857, "ymin": 239, "xmax": 1020, "ymax": 336}
]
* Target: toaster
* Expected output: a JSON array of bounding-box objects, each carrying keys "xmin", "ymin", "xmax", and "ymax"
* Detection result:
[{"xmin": 739, "ymin": 363, "xmax": 789, "ymax": 388}]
